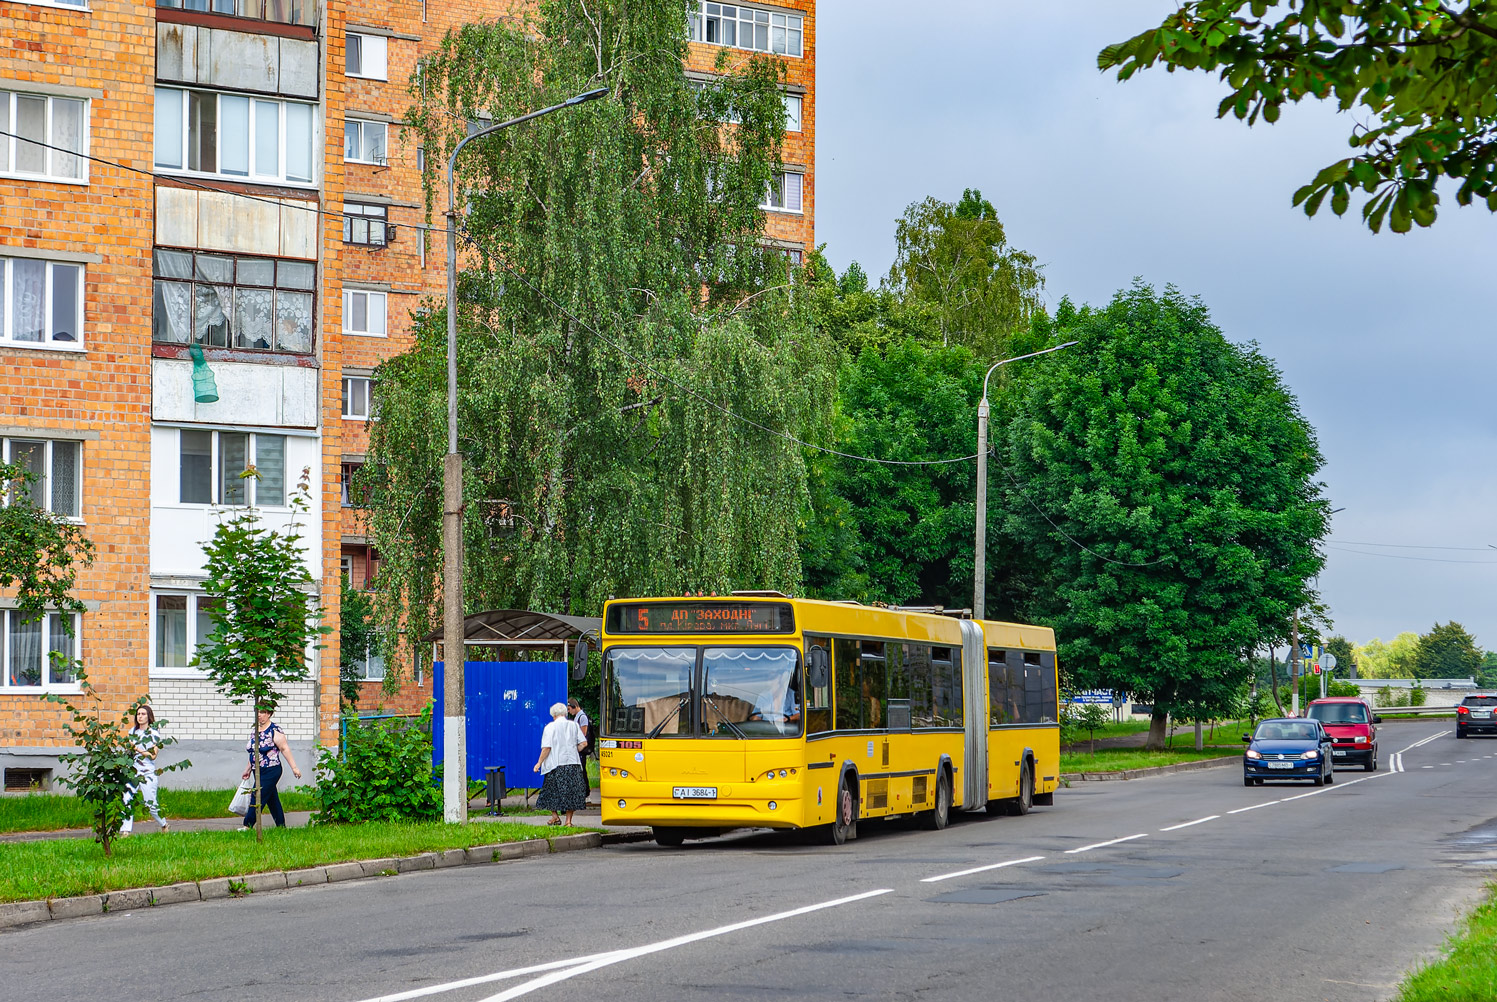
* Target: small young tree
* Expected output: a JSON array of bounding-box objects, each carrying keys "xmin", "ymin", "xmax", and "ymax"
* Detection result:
[
  {"xmin": 338, "ymin": 574, "xmax": 375, "ymax": 709},
  {"xmin": 1076, "ymin": 703, "xmax": 1110, "ymax": 754},
  {"xmin": 197, "ymin": 469, "xmax": 325, "ymax": 841}
]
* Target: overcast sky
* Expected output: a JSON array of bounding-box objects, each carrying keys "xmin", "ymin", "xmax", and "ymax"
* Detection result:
[{"xmin": 815, "ymin": 1, "xmax": 1497, "ymax": 654}]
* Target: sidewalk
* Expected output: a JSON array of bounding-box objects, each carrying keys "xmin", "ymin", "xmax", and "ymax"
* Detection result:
[{"xmin": 0, "ymin": 798, "xmax": 640, "ymax": 844}]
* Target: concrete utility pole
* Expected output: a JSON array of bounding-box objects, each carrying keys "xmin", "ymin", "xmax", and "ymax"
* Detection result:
[
  {"xmin": 442, "ymin": 86, "xmax": 608, "ymax": 825},
  {"xmin": 972, "ymin": 341, "xmax": 1077, "ymax": 619},
  {"xmin": 1290, "ymin": 612, "xmax": 1302, "ymax": 717}
]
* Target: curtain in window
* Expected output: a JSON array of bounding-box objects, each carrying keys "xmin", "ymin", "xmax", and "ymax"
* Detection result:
[
  {"xmin": 153, "ymin": 281, "xmax": 192, "ymax": 344},
  {"xmin": 15, "ymin": 96, "xmax": 46, "ymax": 174},
  {"xmin": 220, "ymin": 433, "xmax": 249, "ymax": 505},
  {"xmin": 233, "ymin": 288, "xmax": 273, "ymax": 349},
  {"xmin": 51, "ymin": 99, "xmax": 84, "ymax": 180},
  {"xmin": 156, "ymin": 596, "xmax": 188, "ymax": 668},
  {"xmin": 11, "ymin": 259, "xmax": 45, "ymax": 342},
  {"xmin": 256, "ymin": 435, "xmax": 286, "ymax": 505},
  {"xmin": 194, "ymin": 282, "xmax": 232, "ymax": 347},
  {"xmin": 275, "ymin": 291, "xmax": 313, "ymax": 352},
  {"xmin": 0, "ymin": 96, "xmax": 10, "ymax": 172},
  {"xmin": 47, "ymin": 613, "xmax": 75, "ymax": 685},
  {"xmin": 8, "ymin": 613, "xmax": 42, "ymax": 687},
  {"xmin": 9, "ymin": 440, "xmax": 45, "ymax": 508},
  {"xmin": 50, "ymin": 440, "xmax": 79, "ymax": 517}
]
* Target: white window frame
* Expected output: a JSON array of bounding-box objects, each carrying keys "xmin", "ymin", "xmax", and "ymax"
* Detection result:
[
  {"xmin": 354, "ymin": 640, "xmax": 386, "ymax": 681},
  {"xmin": 342, "ymin": 376, "xmax": 373, "ymax": 419},
  {"xmin": 0, "ymin": 89, "xmax": 89, "ymax": 183},
  {"xmin": 1, "ymin": 609, "xmax": 81, "ymax": 691},
  {"xmin": 346, "ymin": 33, "xmax": 389, "ymax": 81},
  {"xmin": 760, "ymin": 170, "xmax": 803, "ymax": 213},
  {"xmin": 344, "ymin": 119, "xmax": 388, "ymax": 165},
  {"xmin": 688, "ymin": 2, "xmax": 803, "ymax": 57},
  {"xmin": 2, "ymin": 437, "xmax": 83, "ymax": 519},
  {"xmin": 153, "ymin": 87, "xmax": 318, "ymax": 187},
  {"xmin": 342, "ymin": 201, "xmax": 389, "ymax": 246},
  {"xmin": 342, "ymin": 289, "xmax": 387, "ymax": 336},
  {"xmin": 149, "ymin": 592, "xmax": 224, "ymax": 675},
  {"xmin": 783, "ymin": 93, "xmax": 802, "ymax": 132},
  {"xmin": 339, "ymin": 555, "xmax": 354, "ymax": 580},
  {"xmin": 175, "ymin": 429, "xmax": 289, "ymax": 508},
  {"xmin": 0, "ymin": 258, "xmax": 85, "ymax": 350},
  {"xmin": 10, "ymin": 0, "xmax": 89, "ymax": 10}
]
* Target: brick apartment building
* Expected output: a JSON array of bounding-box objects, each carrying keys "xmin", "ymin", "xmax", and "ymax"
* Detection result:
[{"xmin": 0, "ymin": 0, "xmax": 815, "ymax": 788}]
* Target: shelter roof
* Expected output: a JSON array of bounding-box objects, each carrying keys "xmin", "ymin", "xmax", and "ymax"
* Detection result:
[{"xmin": 421, "ymin": 609, "xmax": 601, "ymax": 644}]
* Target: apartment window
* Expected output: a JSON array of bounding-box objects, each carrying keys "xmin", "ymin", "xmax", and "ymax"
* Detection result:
[
  {"xmin": 153, "ymin": 593, "xmax": 222, "ymax": 670},
  {"xmin": 3, "ymin": 610, "xmax": 79, "ymax": 689},
  {"xmin": 345, "ymin": 120, "xmax": 387, "ymax": 165},
  {"xmin": 353, "ymin": 642, "xmax": 386, "ymax": 681},
  {"xmin": 783, "ymin": 93, "xmax": 801, "ymax": 132},
  {"xmin": 343, "ymin": 289, "xmax": 387, "ymax": 336},
  {"xmin": 2, "ymin": 438, "xmax": 81, "ymax": 518},
  {"xmin": 342, "ymin": 376, "xmax": 373, "ymax": 419},
  {"xmin": 0, "ymin": 90, "xmax": 87, "ymax": 182},
  {"xmin": 0, "ymin": 258, "xmax": 84, "ymax": 349},
  {"xmin": 152, "ymin": 249, "xmax": 315, "ymax": 354},
  {"xmin": 346, "ymin": 33, "xmax": 389, "ymax": 80},
  {"xmin": 343, "ymin": 202, "xmax": 388, "ymax": 246},
  {"xmin": 156, "ymin": 0, "xmax": 318, "ymax": 29},
  {"xmin": 154, "ymin": 88, "xmax": 316, "ymax": 185},
  {"xmin": 178, "ymin": 429, "xmax": 286, "ymax": 507},
  {"xmin": 689, "ymin": 3, "xmax": 803, "ymax": 57},
  {"xmin": 340, "ymin": 462, "xmax": 362, "ymax": 507},
  {"xmin": 760, "ymin": 170, "xmax": 803, "ymax": 213}
]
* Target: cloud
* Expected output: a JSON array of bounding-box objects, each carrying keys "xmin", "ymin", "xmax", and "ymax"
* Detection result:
[{"xmin": 816, "ymin": 1, "xmax": 1497, "ymax": 649}]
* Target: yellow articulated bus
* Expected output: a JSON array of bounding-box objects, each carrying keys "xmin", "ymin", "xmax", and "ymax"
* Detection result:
[{"xmin": 594, "ymin": 592, "xmax": 1060, "ymax": 846}]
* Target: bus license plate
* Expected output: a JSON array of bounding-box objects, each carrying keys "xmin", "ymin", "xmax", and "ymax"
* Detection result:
[
  {"xmin": 1267, "ymin": 762, "xmax": 1293, "ymax": 770},
  {"xmin": 673, "ymin": 787, "xmax": 718, "ymax": 799}
]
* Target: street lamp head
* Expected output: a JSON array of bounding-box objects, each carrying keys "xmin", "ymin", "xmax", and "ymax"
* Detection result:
[{"xmin": 568, "ymin": 87, "xmax": 611, "ymax": 106}]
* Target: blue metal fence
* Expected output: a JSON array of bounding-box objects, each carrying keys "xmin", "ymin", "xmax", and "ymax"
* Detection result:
[{"xmin": 431, "ymin": 660, "xmax": 568, "ymax": 785}]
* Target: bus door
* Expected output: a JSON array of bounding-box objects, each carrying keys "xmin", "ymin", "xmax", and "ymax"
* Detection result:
[{"xmin": 959, "ymin": 619, "xmax": 988, "ymax": 809}]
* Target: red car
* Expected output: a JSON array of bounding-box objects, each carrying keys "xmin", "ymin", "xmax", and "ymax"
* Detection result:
[{"xmin": 1306, "ymin": 696, "xmax": 1381, "ymax": 771}]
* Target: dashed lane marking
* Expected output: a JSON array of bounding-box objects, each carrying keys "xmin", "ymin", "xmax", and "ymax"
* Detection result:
[
  {"xmin": 921, "ymin": 855, "xmax": 1046, "ymax": 883},
  {"xmin": 1065, "ymin": 833, "xmax": 1148, "ymax": 854},
  {"xmin": 1160, "ymin": 815, "xmax": 1220, "ymax": 832}
]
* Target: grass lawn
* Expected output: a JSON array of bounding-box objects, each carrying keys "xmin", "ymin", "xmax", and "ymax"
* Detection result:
[
  {"xmin": 1060, "ymin": 747, "xmax": 1238, "ymax": 773},
  {"xmin": 0, "ymin": 787, "xmax": 320, "ymax": 835},
  {"xmin": 0, "ymin": 820, "xmax": 590, "ymax": 903},
  {"xmin": 1394, "ymin": 882, "xmax": 1497, "ymax": 1001}
]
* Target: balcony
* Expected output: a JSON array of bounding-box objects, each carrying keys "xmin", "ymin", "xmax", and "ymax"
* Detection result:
[{"xmin": 157, "ymin": 0, "xmax": 318, "ymax": 32}]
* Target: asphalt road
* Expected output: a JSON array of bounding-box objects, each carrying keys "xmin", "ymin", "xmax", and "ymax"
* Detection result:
[{"xmin": 5, "ymin": 720, "xmax": 1494, "ymax": 1002}]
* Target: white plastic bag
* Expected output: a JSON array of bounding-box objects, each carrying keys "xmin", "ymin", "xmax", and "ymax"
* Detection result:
[{"xmin": 228, "ymin": 778, "xmax": 253, "ymax": 815}]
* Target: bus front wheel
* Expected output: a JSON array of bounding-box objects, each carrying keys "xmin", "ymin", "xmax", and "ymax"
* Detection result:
[
  {"xmin": 820, "ymin": 776, "xmax": 857, "ymax": 845},
  {"xmin": 921, "ymin": 768, "xmax": 951, "ymax": 830}
]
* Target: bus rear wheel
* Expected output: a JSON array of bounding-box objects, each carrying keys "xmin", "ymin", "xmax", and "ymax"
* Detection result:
[
  {"xmin": 820, "ymin": 775, "xmax": 857, "ymax": 845},
  {"xmin": 1005, "ymin": 762, "xmax": 1034, "ymax": 816},
  {"xmin": 652, "ymin": 826, "xmax": 686, "ymax": 847},
  {"xmin": 921, "ymin": 768, "xmax": 951, "ymax": 830}
]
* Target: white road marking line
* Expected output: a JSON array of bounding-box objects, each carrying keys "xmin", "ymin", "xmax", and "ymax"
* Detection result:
[
  {"xmin": 1389, "ymin": 753, "xmax": 1402, "ymax": 772},
  {"xmin": 1228, "ymin": 800, "xmax": 1281, "ymax": 813},
  {"xmin": 354, "ymin": 888, "xmax": 895, "ymax": 1002},
  {"xmin": 1160, "ymin": 815, "xmax": 1220, "ymax": 832},
  {"xmin": 1398, "ymin": 731, "xmax": 1448, "ymax": 755},
  {"xmin": 1441, "ymin": 763, "xmax": 1452, "ymax": 766},
  {"xmin": 921, "ymin": 855, "xmax": 1046, "ymax": 883},
  {"xmin": 1422, "ymin": 765, "xmax": 1434, "ymax": 769},
  {"xmin": 1064, "ymin": 833, "xmax": 1148, "ymax": 854}
]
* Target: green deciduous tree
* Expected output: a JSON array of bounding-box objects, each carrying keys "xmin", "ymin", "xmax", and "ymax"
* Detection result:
[
  {"xmin": 999, "ymin": 283, "xmax": 1329, "ymax": 749},
  {"xmin": 339, "ymin": 574, "xmax": 375, "ymax": 709},
  {"xmin": 1100, "ymin": 2, "xmax": 1497, "ymax": 233},
  {"xmin": 368, "ymin": 1, "xmax": 835, "ymax": 664},
  {"xmin": 1415, "ymin": 620, "xmax": 1482, "ymax": 679},
  {"xmin": 887, "ymin": 188, "xmax": 1045, "ymax": 356},
  {"xmin": 197, "ymin": 471, "xmax": 325, "ymax": 841},
  {"xmin": 1357, "ymin": 631, "xmax": 1422, "ymax": 678}
]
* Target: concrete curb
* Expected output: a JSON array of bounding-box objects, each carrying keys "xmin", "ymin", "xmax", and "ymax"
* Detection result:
[
  {"xmin": 0, "ymin": 830, "xmax": 607, "ymax": 933},
  {"xmin": 1061, "ymin": 755, "xmax": 1239, "ymax": 783}
]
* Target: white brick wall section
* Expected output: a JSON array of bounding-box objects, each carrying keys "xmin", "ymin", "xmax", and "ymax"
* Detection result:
[{"xmin": 148, "ymin": 678, "xmax": 318, "ymax": 741}]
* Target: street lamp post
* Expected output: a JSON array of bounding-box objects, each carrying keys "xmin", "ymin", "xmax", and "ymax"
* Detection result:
[
  {"xmin": 972, "ymin": 342, "xmax": 1077, "ymax": 620},
  {"xmin": 442, "ymin": 86, "xmax": 608, "ymax": 824}
]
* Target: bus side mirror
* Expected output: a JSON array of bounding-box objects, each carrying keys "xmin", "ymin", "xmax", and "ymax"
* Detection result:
[
  {"xmin": 807, "ymin": 646, "xmax": 829, "ymax": 689},
  {"xmin": 571, "ymin": 639, "xmax": 591, "ymax": 682}
]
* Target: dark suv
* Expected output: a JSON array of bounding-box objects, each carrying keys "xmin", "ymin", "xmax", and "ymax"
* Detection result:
[{"xmin": 1456, "ymin": 695, "xmax": 1497, "ymax": 738}]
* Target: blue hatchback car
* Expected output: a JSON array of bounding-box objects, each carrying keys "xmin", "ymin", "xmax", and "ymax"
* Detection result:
[{"xmin": 1243, "ymin": 718, "xmax": 1335, "ymax": 787}]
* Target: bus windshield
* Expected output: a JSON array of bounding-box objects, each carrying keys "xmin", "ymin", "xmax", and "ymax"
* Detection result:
[{"xmin": 603, "ymin": 646, "xmax": 802, "ymax": 739}]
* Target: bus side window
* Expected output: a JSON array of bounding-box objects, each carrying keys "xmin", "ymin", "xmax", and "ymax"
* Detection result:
[
  {"xmin": 1022, "ymin": 651, "xmax": 1045, "ymax": 723},
  {"xmin": 804, "ymin": 634, "xmax": 833, "ymax": 734},
  {"xmin": 834, "ymin": 638, "xmax": 862, "ymax": 729},
  {"xmin": 1006, "ymin": 650, "xmax": 1027, "ymax": 723},
  {"xmin": 988, "ymin": 649, "xmax": 1009, "ymax": 725},
  {"xmin": 860, "ymin": 641, "xmax": 887, "ymax": 730},
  {"xmin": 908, "ymin": 644, "xmax": 935, "ymax": 727}
]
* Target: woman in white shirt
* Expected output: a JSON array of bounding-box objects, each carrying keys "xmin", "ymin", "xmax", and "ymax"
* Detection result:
[
  {"xmin": 533, "ymin": 702, "xmax": 588, "ymax": 826},
  {"xmin": 122, "ymin": 704, "xmax": 168, "ymax": 835}
]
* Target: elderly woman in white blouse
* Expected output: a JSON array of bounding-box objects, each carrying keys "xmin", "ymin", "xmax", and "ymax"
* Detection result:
[{"xmin": 534, "ymin": 702, "xmax": 589, "ymax": 826}]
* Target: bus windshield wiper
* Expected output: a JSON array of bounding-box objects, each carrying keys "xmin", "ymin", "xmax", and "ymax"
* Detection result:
[
  {"xmin": 647, "ymin": 696, "xmax": 689, "ymax": 739},
  {"xmin": 702, "ymin": 695, "xmax": 747, "ymax": 738}
]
